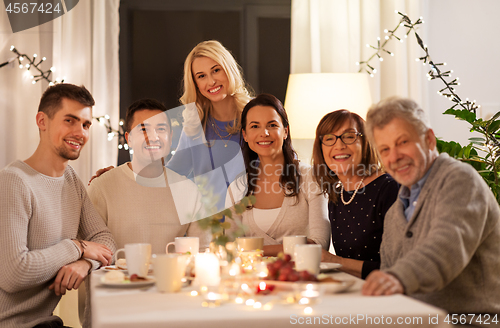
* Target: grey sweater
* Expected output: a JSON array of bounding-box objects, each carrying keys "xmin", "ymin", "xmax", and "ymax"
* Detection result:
[
  {"xmin": 0, "ymin": 160, "xmax": 116, "ymax": 328},
  {"xmin": 381, "ymin": 154, "xmax": 500, "ymax": 321}
]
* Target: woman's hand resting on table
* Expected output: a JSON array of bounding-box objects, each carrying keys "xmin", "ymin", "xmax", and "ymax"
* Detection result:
[
  {"xmin": 88, "ymin": 166, "xmax": 114, "ymax": 185},
  {"xmin": 362, "ymin": 270, "xmax": 404, "ymax": 296}
]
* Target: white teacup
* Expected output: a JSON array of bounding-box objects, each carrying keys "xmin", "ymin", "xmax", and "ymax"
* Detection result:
[
  {"xmin": 152, "ymin": 254, "xmax": 183, "ymax": 293},
  {"xmin": 115, "ymin": 243, "xmax": 151, "ymax": 277},
  {"xmin": 294, "ymin": 244, "xmax": 322, "ymax": 275},
  {"xmin": 166, "ymin": 237, "xmax": 199, "ymax": 255},
  {"xmin": 283, "ymin": 235, "xmax": 307, "ymax": 260},
  {"xmin": 235, "ymin": 237, "xmax": 264, "ymax": 251}
]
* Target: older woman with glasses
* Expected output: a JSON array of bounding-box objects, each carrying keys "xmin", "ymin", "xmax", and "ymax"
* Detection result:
[{"xmin": 312, "ymin": 110, "xmax": 399, "ymax": 279}]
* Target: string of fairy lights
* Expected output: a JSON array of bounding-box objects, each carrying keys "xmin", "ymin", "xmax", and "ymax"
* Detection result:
[
  {"xmin": 358, "ymin": 11, "xmax": 500, "ymax": 149},
  {"xmin": 1, "ymin": 45, "xmax": 127, "ymax": 149},
  {"xmin": 356, "ymin": 13, "xmax": 423, "ymax": 76}
]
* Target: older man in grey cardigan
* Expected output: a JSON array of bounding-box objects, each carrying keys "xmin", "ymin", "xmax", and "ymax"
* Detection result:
[{"xmin": 362, "ymin": 96, "xmax": 500, "ymax": 325}]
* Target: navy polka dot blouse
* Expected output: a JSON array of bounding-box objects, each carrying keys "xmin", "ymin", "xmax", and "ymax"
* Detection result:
[{"xmin": 329, "ymin": 174, "xmax": 399, "ymax": 279}]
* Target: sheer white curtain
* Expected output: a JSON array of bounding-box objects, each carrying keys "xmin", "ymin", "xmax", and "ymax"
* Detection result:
[
  {"xmin": 291, "ymin": 0, "xmax": 428, "ymax": 104},
  {"xmin": 52, "ymin": 0, "xmax": 120, "ymax": 183},
  {"xmin": 0, "ymin": 0, "xmax": 120, "ymax": 184}
]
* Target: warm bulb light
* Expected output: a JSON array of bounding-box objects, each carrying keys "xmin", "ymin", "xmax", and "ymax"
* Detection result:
[{"xmin": 284, "ymin": 73, "xmax": 372, "ymax": 138}]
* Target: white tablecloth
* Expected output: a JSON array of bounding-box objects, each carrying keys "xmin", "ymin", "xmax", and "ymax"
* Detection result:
[{"xmin": 91, "ymin": 270, "xmax": 451, "ymax": 328}]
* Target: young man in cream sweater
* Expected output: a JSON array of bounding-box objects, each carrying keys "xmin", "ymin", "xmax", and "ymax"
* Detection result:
[{"xmin": 88, "ymin": 99, "xmax": 210, "ymax": 255}]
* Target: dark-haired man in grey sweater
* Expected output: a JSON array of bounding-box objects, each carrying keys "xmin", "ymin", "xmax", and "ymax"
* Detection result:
[{"xmin": 0, "ymin": 84, "xmax": 115, "ymax": 328}]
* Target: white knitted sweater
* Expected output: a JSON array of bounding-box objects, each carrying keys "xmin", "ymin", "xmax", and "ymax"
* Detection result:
[{"xmin": 0, "ymin": 160, "xmax": 116, "ymax": 328}]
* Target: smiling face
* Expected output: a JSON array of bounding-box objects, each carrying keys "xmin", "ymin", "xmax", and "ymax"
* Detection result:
[
  {"xmin": 192, "ymin": 56, "xmax": 230, "ymax": 104},
  {"xmin": 321, "ymin": 120, "xmax": 363, "ymax": 178},
  {"xmin": 242, "ymin": 105, "xmax": 288, "ymax": 160},
  {"xmin": 373, "ymin": 117, "xmax": 436, "ymax": 188},
  {"xmin": 43, "ymin": 98, "xmax": 92, "ymax": 161},
  {"xmin": 125, "ymin": 109, "xmax": 172, "ymax": 168}
]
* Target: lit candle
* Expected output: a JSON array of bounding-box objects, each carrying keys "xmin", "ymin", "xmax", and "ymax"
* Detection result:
[{"xmin": 194, "ymin": 253, "xmax": 221, "ymax": 287}]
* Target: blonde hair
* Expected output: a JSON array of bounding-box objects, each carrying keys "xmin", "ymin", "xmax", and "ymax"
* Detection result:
[{"xmin": 180, "ymin": 40, "xmax": 252, "ymax": 135}]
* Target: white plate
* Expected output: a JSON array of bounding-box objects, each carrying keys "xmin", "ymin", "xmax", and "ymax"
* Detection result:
[
  {"xmin": 102, "ymin": 265, "xmax": 127, "ymax": 272},
  {"xmin": 261, "ymin": 279, "xmax": 354, "ymax": 294},
  {"xmin": 319, "ymin": 262, "xmax": 342, "ymax": 273},
  {"xmin": 99, "ymin": 276, "xmax": 156, "ymax": 288},
  {"xmin": 101, "ymin": 265, "xmax": 153, "ymax": 274}
]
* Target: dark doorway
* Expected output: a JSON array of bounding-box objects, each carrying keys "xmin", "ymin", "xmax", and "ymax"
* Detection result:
[{"xmin": 118, "ymin": 0, "xmax": 291, "ymax": 165}]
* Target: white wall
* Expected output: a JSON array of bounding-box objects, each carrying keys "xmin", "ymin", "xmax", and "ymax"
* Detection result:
[{"xmin": 425, "ymin": 0, "xmax": 500, "ymax": 145}]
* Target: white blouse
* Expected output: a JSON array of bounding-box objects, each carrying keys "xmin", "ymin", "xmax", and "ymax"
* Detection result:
[{"xmin": 252, "ymin": 207, "xmax": 281, "ymax": 233}]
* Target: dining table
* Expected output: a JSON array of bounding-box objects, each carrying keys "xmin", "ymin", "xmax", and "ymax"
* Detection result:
[{"xmin": 90, "ymin": 268, "xmax": 452, "ymax": 328}]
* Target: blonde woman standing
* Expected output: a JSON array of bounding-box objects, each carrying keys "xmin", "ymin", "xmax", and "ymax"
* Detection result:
[{"xmin": 167, "ymin": 40, "xmax": 253, "ymax": 214}]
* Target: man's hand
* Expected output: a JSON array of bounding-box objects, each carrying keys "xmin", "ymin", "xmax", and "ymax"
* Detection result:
[
  {"xmin": 49, "ymin": 259, "xmax": 91, "ymax": 296},
  {"xmin": 362, "ymin": 270, "xmax": 404, "ymax": 296},
  {"xmin": 73, "ymin": 240, "xmax": 113, "ymax": 266},
  {"xmin": 82, "ymin": 240, "xmax": 113, "ymax": 266},
  {"xmin": 88, "ymin": 166, "xmax": 114, "ymax": 185}
]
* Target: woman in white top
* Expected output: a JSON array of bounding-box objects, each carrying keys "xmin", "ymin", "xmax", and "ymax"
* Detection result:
[{"xmin": 237, "ymin": 94, "xmax": 330, "ymax": 256}]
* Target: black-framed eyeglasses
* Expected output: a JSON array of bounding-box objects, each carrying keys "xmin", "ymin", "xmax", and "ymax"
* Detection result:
[{"xmin": 320, "ymin": 132, "xmax": 362, "ymax": 146}]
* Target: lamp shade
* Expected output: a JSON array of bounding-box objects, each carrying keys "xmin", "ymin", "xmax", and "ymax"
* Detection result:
[{"xmin": 284, "ymin": 73, "xmax": 372, "ymax": 139}]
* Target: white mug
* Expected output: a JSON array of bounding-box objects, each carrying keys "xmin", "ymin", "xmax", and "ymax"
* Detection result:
[
  {"xmin": 115, "ymin": 243, "xmax": 151, "ymax": 277},
  {"xmin": 283, "ymin": 235, "xmax": 307, "ymax": 260},
  {"xmin": 235, "ymin": 237, "xmax": 264, "ymax": 251},
  {"xmin": 294, "ymin": 244, "xmax": 322, "ymax": 275},
  {"xmin": 166, "ymin": 237, "xmax": 199, "ymax": 255},
  {"xmin": 152, "ymin": 254, "xmax": 183, "ymax": 293}
]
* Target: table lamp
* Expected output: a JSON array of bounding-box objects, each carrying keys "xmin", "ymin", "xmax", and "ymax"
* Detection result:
[{"xmin": 284, "ymin": 73, "xmax": 373, "ymax": 161}]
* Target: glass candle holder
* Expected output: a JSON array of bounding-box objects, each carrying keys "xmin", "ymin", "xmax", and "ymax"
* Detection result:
[{"xmin": 293, "ymin": 283, "xmax": 323, "ymax": 305}]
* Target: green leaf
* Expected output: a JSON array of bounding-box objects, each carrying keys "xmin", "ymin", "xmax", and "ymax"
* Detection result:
[
  {"xmin": 222, "ymin": 208, "xmax": 233, "ymax": 219},
  {"xmin": 234, "ymin": 204, "xmax": 244, "ymax": 214},
  {"xmin": 463, "ymin": 144, "xmax": 472, "ymax": 158},
  {"xmin": 487, "ymin": 120, "xmax": 500, "ymax": 134},
  {"xmin": 220, "ymin": 221, "xmax": 231, "ymax": 230},
  {"xmin": 471, "ymin": 119, "xmax": 487, "ymax": 128},
  {"xmin": 490, "ymin": 111, "xmax": 500, "ymax": 122},
  {"xmin": 211, "ymin": 224, "xmax": 223, "ymax": 234},
  {"xmin": 443, "ymin": 108, "xmax": 476, "ymax": 124},
  {"xmin": 240, "ymin": 197, "xmax": 249, "ymax": 207},
  {"xmin": 469, "ymin": 137, "xmax": 486, "ymax": 142}
]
